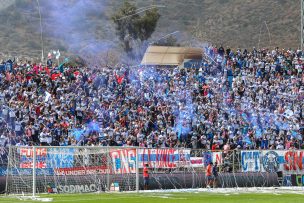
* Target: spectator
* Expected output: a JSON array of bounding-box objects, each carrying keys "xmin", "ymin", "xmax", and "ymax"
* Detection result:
[
  {"xmin": 0, "ymin": 45, "xmax": 302, "ymax": 150},
  {"xmin": 206, "ymin": 162, "xmax": 213, "ymax": 188}
]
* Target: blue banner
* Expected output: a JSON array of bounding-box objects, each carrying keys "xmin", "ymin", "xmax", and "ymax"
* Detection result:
[
  {"xmin": 241, "ymin": 150, "xmax": 260, "ymax": 172},
  {"xmin": 47, "ymin": 148, "xmax": 74, "ymax": 168}
]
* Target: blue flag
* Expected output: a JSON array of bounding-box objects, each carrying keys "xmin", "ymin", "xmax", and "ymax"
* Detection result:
[
  {"xmin": 243, "ymin": 136, "xmax": 252, "ymax": 145},
  {"xmin": 72, "ymin": 128, "xmax": 85, "ymax": 141}
]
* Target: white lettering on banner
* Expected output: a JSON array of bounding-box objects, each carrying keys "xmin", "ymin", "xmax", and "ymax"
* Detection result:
[
  {"xmin": 47, "ymin": 148, "xmax": 74, "ymax": 168},
  {"xmin": 241, "ymin": 151, "xmax": 260, "ymax": 172},
  {"xmin": 54, "ymin": 166, "xmax": 110, "ymax": 175},
  {"xmin": 58, "ymin": 184, "xmax": 97, "ymax": 193},
  {"xmin": 19, "ymin": 148, "xmax": 47, "ymax": 157},
  {"xmin": 19, "ymin": 147, "xmax": 47, "ymax": 169}
]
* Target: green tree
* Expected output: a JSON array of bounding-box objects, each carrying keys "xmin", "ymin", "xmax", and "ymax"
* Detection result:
[{"xmin": 112, "ymin": 2, "xmax": 160, "ymax": 54}]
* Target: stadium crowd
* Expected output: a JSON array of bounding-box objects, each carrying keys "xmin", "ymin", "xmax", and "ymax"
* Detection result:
[{"xmin": 0, "ymin": 45, "xmax": 303, "ymax": 151}]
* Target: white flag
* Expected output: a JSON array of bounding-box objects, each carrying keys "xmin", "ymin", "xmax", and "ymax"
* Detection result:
[{"xmin": 55, "ymin": 50, "xmax": 60, "ymax": 59}]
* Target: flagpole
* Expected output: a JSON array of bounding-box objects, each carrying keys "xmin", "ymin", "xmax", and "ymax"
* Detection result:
[{"xmin": 36, "ymin": 0, "xmax": 44, "ymax": 63}]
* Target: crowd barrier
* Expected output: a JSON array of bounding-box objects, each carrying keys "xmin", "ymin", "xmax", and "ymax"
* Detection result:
[{"xmin": 0, "ymin": 147, "xmax": 303, "ymax": 194}]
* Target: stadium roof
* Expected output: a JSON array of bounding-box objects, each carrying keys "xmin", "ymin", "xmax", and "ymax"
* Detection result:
[{"xmin": 140, "ymin": 46, "xmax": 202, "ymax": 66}]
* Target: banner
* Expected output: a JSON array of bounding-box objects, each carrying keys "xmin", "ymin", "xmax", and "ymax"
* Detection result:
[
  {"xmin": 291, "ymin": 174, "xmax": 304, "ymax": 186},
  {"xmin": 190, "ymin": 152, "xmax": 222, "ymax": 167},
  {"xmin": 212, "ymin": 152, "xmax": 223, "ymax": 165},
  {"xmin": 203, "ymin": 151, "xmax": 212, "ymax": 167},
  {"xmin": 238, "ymin": 150, "xmax": 304, "ymax": 174},
  {"xmin": 241, "ymin": 150, "xmax": 260, "ymax": 172},
  {"xmin": 54, "ymin": 166, "xmax": 110, "ymax": 176},
  {"xmin": 13, "ymin": 148, "xmax": 304, "ymax": 175},
  {"xmin": 282, "ymin": 151, "xmax": 303, "ymax": 173},
  {"xmin": 190, "ymin": 157, "xmax": 204, "ymax": 167},
  {"xmin": 0, "ymin": 147, "xmax": 8, "ymax": 165},
  {"xmin": 47, "ymin": 148, "xmax": 74, "ymax": 168},
  {"xmin": 19, "ymin": 148, "xmax": 75, "ymax": 169},
  {"xmin": 261, "ymin": 150, "xmax": 304, "ymax": 174},
  {"xmin": 19, "ymin": 148, "xmax": 47, "ymax": 168},
  {"xmin": 110, "ymin": 149, "xmax": 136, "ymax": 174},
  {"xmin": 138, "ymin": 148, "xmax": 191, "ymax": 169},
  {"xmin": 261, "ymin": 150, "xmax": 284, "ymax": 173}
]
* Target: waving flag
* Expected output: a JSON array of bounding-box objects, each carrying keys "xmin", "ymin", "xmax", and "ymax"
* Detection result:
[
  {"xmin": 72, "ymin": 128, "xmax": 85, "ymax": 141},
  {"xmin": 51, "ymin": 73, "xmax": 61, "ymax": 80},
  {"xmin": 243, "ymin": 136, "xmax": 252, "ymax": 145},
  {"xmin": 48, "ymin": 52, "xmax": 52, "ymax": 59},
  {"xmin": 291, "ymin": 131, "xmax": 302, "ymax": 140},
  {"xmin": 115, "ymin": 73, "xmax": 125, "ymax": 85},
  {"xmin": 255, "ymin": 128, "xmax": 262, "ymax": 138},
  {"xmin": 55, "ymin": 50, "xmax": 60, "ymax": 60},
  {"xmin": 74, "ymin": 71, "xmax": 80, "ymax": 77}
]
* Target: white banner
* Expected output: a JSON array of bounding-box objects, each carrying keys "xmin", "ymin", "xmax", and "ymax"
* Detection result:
[
  {"xmin": 241, "ymin": 150, "xmax": 261, "ymax": 172},
  {"xmin": 212, "ymin": 152, "xmax": 223, "ymax": 165},
  {"xmin": 261, "ymin": 150, "xmax": 304, "ymax": 174},
  {"xmin": 190, "ymin": 157, "xmax": 204, "ymax": 167}
]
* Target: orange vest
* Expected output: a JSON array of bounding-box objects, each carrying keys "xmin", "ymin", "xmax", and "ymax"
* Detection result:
[
  {"xmin": 143, "ymin": 167, "xmax": 149, "ymax": 178},
  {"xmin": 206, "ymin": 164, "xmax": 212, "ymax": 176}
]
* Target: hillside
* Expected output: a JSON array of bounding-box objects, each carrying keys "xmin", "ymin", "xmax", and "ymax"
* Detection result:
[{"xmin": 0, "ymin": 0, "xmax": 300, "ymax": 61}]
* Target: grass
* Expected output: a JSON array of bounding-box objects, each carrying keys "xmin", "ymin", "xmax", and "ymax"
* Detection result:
[{"xmin": 1, "ymin": 192, "xmax": 304, "ymax": 203}]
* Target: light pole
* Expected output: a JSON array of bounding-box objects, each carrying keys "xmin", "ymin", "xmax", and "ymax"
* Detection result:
[
  {"xmin": 148, "ymin": 31, "xmax": 180, "ymax": 46},
  {"xmin": 36, "ymin": 0, "xmax": 44, "ymax": 63},
  {"xmin": 117, "ymin": 5, "xmax": 166, "ymax": 21},
  {"xmin": 301, "ymin": 0, "xmax": 304, "ymax": 50}
]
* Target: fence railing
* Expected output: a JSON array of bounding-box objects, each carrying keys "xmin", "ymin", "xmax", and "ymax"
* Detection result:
[
  {"xmin": 1, "ymin": 147, "xmax": 304, "ymax": 175},
  {"xmin": 1, "ymin": 146, "xmax": 304, "ymax": 195}
]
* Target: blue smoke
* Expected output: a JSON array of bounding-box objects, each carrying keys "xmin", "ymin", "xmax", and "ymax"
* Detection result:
[
  {"xmin": 174, "ymin": 88, "xmax": 194, "ymax": 140},
  {"xmin": 71, "ymin": 121, "xmax": 100, "ymax": 141},
  {"xmin": 41, "ymin": 0, "xmax": 113, "ymax": 55},
  {"xmin": 85, "ymin": 121, "xmax": 101, "ymax": 134}
]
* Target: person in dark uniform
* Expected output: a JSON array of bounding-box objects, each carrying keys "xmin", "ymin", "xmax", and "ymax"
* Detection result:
[{"xmin": 213, "ymin": 162, "xmax": 219, "ymax": 188}]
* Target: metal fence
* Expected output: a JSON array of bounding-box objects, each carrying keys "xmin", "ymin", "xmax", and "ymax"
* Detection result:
[{"xmin": 1, "ymin": 146, "xmax": 304, "ymax": 195}]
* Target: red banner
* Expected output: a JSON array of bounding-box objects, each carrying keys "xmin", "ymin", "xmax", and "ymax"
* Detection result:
[
  {"xmin": 138, "ymin": 148, "xmax": 191, "ymax": 168},
  {"xmin": 19, "ymin": 148, "xmax": 47, "ymax": 157},
  {"xmin": 284, "ymin": 151, "xmax": 303, "ymax": 172},
  {"xmin": 19, "ymin": 148, "xmax": 47, "ymax": 169}
]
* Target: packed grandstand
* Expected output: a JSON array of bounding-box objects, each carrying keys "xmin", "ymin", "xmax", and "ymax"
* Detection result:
[{"xmin": 0, "ymin": 45, "xmax": 303, "ymax": 151}]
